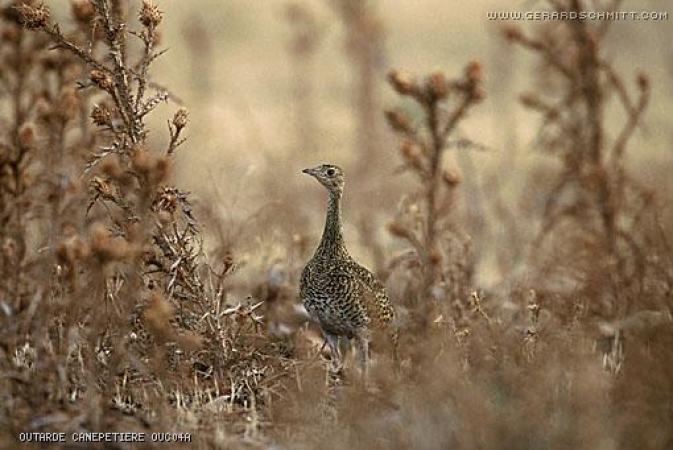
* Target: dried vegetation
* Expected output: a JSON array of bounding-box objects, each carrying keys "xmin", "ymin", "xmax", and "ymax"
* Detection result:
[{"xmin": 0, "ymin": 0, "xmax": 672, "ymax": 449}]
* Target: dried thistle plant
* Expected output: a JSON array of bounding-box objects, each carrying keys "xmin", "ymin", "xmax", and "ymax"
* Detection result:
[
  {"xmin": 384, "ymin": 63, "xmax": 484, "ymax": 324},
  {"xmin": 504, "ymin": 0, "xmax": 651, "ymax": 318},
  {"xmin": 19, "ymin": 0, "xmax": 193, "ymax": 298},
  {"xmin": 0, "ymin": 1, "xmax": 292, "ymax": 443}
]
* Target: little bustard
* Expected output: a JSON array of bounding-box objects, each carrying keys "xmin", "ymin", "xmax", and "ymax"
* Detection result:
[{"xmin": 300, "ymin": 164, "xmax": 397, "ymax": 380}]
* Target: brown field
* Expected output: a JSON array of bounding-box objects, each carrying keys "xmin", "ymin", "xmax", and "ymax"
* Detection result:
[{"xmin": 1, "ymin": 1, "xmax": 672, "ymax": 448}]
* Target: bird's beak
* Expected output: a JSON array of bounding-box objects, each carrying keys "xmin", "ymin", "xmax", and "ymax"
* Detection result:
[{"xmin": 302, "ymin": 167, "xmax": 317, "ymax": 176}]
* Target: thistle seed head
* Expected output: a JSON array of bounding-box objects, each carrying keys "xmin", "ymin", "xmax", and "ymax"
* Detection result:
[
  {"xmin": 90, "ymin": 69, "xmax": 114, "ymax": 92},
  {"xmin": 172, "ymin": 107, "xmax": 189, "ymax": 131},
  {"xmin": 387, "ymin": 69, "xmax": 419, "ymax": 97},
  {"xmin": 139, "ymin": 0, "xmax": 162, "ymax": 28},
  {"xmin": 15, "ymin": 3, "xmax": 50, "ymax": 29}
]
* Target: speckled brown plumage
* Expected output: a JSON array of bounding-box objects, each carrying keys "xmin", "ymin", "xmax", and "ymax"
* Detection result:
[{"xmin": 300, "ymin": 164, "xmax": 397, "ymax": 377}]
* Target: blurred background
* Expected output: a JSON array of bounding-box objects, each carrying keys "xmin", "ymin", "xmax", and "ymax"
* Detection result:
[
  {"xmin": 129, "ymin": 0, "xmax": 673, "ymax": 286},
  {"xmin": 32, "ymin": 0, "xmax": 671, "ymax": 297},
  {"xmin": 146, "ymin": 1, "xmax": 671, "ymax": 172}
]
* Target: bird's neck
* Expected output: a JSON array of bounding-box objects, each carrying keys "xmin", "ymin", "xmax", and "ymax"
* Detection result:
[{"xmin": 316, "ymin": 190, "xmax": 348, "ymax": 259}]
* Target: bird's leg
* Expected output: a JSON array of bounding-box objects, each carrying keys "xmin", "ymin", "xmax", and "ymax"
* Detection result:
[
  {"xmin": 325, "ymin": 333, "xmax": 343, "ymax": 377},
  {"xmin": 319, "ymin": 334, "xmax": 341, "ymax": 417},
  {"xmin": 313, "ymin": 338, "xmax": 328, "ymax": 363},
  {"xmin": 354, "ymin": 328, "xmax": 371, "ymax": 387}
]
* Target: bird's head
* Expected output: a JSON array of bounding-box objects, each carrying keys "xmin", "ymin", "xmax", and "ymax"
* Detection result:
[{"xmin": 302, "ymin": 164, "xmax": 345, "ymax": 193}]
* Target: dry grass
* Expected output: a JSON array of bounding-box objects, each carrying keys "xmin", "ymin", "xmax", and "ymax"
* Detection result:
[{"xmin": 1, "ymin": 0, "xmax": 672, "ymax": 449}]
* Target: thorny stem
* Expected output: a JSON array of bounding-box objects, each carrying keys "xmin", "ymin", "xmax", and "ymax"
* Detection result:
[
  {"xmin": 44, "ymin": 24, "xmax": 108, "ymax": 73},
  {"xmin": 47, "ymin": 66, "xmax": 68, "ymax": 254},
  {"xmin": 88, "ymin": 0, "xmax": 142, "ymax": 144},
  {"xmin": 509, "ymin": 0, "xmax": 652, "ymax": 317},
  {"xmin": 135, "ymin": 30, "xmax": 154, "ymax": 114},
  {"xmin": 9, "ymin": 28, "xmax": 28, "ymax": 304},
  {"xmin": 386, "ymin": 65, "xmax": 483, "ymax": 305},
  {"xmin": 425, "ymin": 100, "xmax": 442, "ymax": 252},
  {"xmin": 570, "ymin": 2, "xmax": 614, "ymax": 249},
  {"xmin": 425, "ymin": 90, "xmax": 476, "ymax": 255}
]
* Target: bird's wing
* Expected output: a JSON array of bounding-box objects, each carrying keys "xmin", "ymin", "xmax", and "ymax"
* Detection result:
[
  {"xmin": 342, "ymin": 260, "xmax": 395, "ymax": 326},
  {"xmin": 347, "ymin": 260, "xmax": 385, "ymax": 290}
]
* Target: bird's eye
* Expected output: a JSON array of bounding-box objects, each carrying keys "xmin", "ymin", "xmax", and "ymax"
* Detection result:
[{"xmin": 326, "ymin": 168, "xmax": 336, "ymax": 177}]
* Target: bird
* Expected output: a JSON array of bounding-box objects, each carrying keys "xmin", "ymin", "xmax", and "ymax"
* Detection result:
[{"xmin": 299, "ymin": 164, "xmax": 397, "ymax": 382}]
